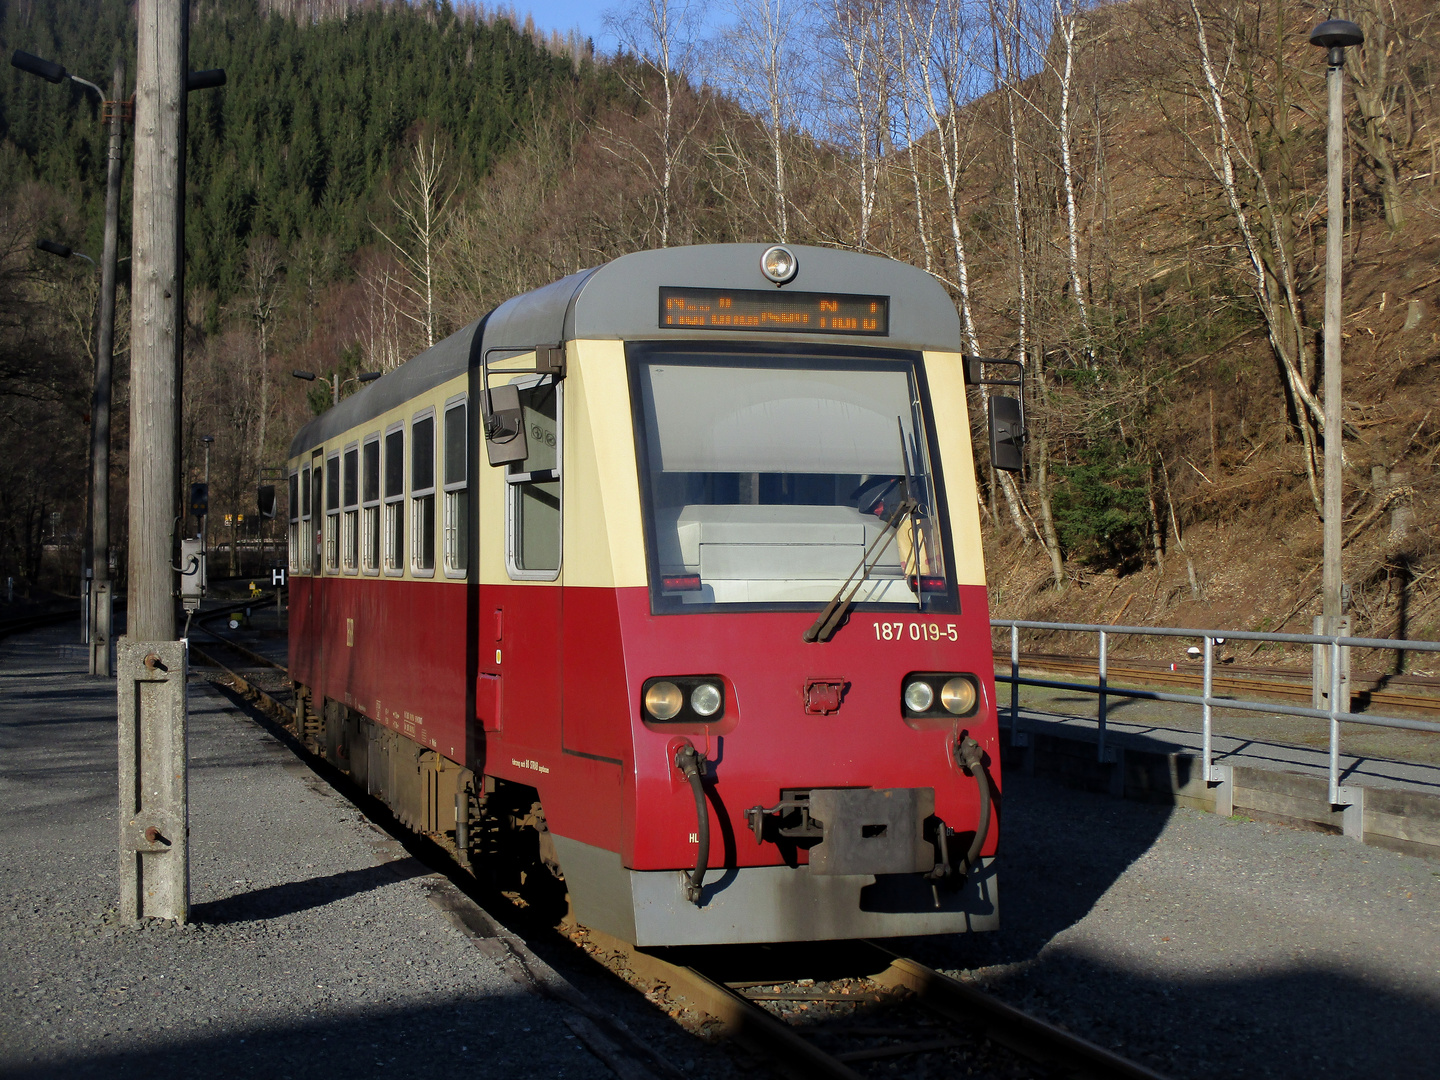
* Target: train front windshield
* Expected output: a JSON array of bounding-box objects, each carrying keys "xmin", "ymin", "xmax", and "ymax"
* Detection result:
[{"xmin": 630, "ymin": 345, "xmax": 954, "ymax": 613}]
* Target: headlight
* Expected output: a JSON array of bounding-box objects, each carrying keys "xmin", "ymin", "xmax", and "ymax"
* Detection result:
[
  {"xmin": 644, "ymin": 681, "xmax": 684, "ymax": 721},
  {"xmin": 690, "ymin": 682, "xmax": 722, "ymax": 717},
  {"xmin": 903, "ymin": 680, "xmax": 935, "ymax": 713},
  {"xmin": 760, "ymin": 245, "xmax": 798, "ymax": 284},
  {"xmin": 941, "ymin": 677, "xmax": 978, "ymax": 715},
  {"xmin": 641, "ymin": 676, "xmax": 726, "ymax": 723},
  {"xmin": 902, "ymin": 672, "xmax": 979, "ymax": 720}
]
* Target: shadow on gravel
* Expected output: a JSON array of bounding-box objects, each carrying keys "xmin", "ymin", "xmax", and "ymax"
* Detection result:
[
  {"xmin": 193, "ymin": 861, "xmax": 430, "ymax": 925},
  {"xmin": 1, "ymin": 993, "xmax": 606, "ymax": 1080},
  {"xmin": 961, "ymin": 948, "xmax": 1440, "ymax": 1079}
]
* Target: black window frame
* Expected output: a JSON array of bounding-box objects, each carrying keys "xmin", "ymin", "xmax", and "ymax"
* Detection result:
[{"xmin": 625, "ymin": 340, "xmax": 959, "ymax": 617}]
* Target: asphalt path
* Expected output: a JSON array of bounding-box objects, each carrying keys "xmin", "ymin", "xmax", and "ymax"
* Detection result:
[
  {"xmin": 911, "ymin": 771, "xmax": 1440, "ymax": 1079},
  {"xmin": 0, "ymin": 625, "xmax": 614, "ymax": 1079},
  {"xmin": 5, "ymin": 620, "xmax": 1439, "ymax": 1080}
]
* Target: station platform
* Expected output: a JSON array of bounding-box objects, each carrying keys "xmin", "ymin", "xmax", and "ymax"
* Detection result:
[
  {"xmin": 1006, "ymin": 706, "xmax": 1440, "ymax": 860},
  {"xmin": 0, "ymin": 623, "xmax": 618, "ymax": 1079}
]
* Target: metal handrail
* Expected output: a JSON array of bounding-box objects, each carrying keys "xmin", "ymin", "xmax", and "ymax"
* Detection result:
[{"xmin": 991, "ymin": 619, "xmax": 1440, "ymax": 807}]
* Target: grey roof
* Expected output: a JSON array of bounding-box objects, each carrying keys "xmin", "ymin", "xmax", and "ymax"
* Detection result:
[{"xmin": 289, "ymin": 245, "xmax": 960, "ymax": 459}]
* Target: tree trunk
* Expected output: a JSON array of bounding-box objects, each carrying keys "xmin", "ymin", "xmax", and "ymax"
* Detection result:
[{"xmin": 1035, "ymin": 436, "xmax": 1066, "ymax": 588}]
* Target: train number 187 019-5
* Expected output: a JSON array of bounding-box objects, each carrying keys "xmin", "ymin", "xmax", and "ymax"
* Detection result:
[{"xmin": 874, "ymin": 621, "xmax": 959, "ymax": 642}]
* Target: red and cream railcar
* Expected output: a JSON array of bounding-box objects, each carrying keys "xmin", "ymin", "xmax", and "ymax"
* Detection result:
[{"xmin": 286, "ymin": 244, "xmax": 1004, "ymax": 945}]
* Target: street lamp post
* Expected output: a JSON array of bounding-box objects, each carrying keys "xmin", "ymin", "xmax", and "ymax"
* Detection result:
[
  {"xmin": 18, "ymin": 47, "xmax": 130, "ymax": 677},
  {"xmin": 1310, "ymin": 19, "xmax": 1363, "ymax": 640}
]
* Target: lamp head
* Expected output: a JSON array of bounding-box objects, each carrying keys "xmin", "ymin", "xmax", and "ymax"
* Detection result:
[
  {"xmin": 11, "ymin": 50, "xmax": 66, "ymax": 84},
  {"xmin": 1311, "ymin": 19, "xmax": 1363, "ymax": 66}
]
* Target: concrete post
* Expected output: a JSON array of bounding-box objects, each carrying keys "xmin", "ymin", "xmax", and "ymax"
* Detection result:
[{"xmin": 117, "ymin": 639, "xmax": 189, "ymax": 921}]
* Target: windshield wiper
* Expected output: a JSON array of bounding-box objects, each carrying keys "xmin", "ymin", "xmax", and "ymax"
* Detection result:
[{"xmin": 803, "ymin": 495, "xmax": 917, "ymax": 643}]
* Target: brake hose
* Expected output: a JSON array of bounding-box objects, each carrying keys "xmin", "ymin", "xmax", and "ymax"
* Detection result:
[
  {"xmin": 675, "ymin": 744, "xmax": 709, "ymax": 904},
  {"xmin": 956, "ymin": 734, "xmax": 992, "ymax": 875}
]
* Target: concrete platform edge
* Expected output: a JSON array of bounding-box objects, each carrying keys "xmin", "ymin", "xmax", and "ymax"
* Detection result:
[{"xmin": 1002, "ymin": 726, "xmax": 1440, "ymax": 861}]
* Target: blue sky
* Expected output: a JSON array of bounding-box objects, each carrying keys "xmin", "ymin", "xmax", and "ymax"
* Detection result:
[{"xmin": 513, "ymin": 1, "xmax": 619, "ymax": 53}]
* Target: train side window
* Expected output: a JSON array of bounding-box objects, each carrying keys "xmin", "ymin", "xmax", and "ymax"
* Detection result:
[
  {"xmin": 443, "ymin": 399, "xmax": 467, "ymax": 576},
  {"xmin": 411, "ymin": 411, "xmax": 436, "ymax": 575},
  {"xmin": 342, "ymin": 444, "xmax": 359, "ymax": 573},
  {"xmin": 325, "ymin": 452, "xmax": 341, "ymax": 572},
  {"xmin": 505, "ymin": 376, "xmax": 561, "ymax": 580},
  {"xmin": 310, "ymin": 451, "xmax": 324, "ymax": 572},
  {"xmin": 383, "ymin": 424, "xmax": 404, "ymax": 575},
  {"xmin": 362, "ymin": 434, "xmax": 381, "ymax": 574},
  {"xmin": 288, "ymin": 470, "xmax": 300, "ymax": 573}
]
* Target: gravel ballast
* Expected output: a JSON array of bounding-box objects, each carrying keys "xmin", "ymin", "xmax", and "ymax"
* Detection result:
[{"xmin": 0, "ymin": 626, "xmax": 614, "ymax": 1079}]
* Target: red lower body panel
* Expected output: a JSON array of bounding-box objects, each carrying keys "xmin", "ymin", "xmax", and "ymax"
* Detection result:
[{"xmin": 289, "ymin": 577, "xmax": 1000, "ymax": 876}]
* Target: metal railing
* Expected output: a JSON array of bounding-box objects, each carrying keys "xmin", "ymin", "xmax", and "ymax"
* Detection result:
[{"xmin": 992, "ymin": 619, "xmax": 1440, "ymax": 807}]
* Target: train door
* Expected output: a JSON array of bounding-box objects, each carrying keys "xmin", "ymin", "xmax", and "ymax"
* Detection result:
[
  {"xmin": 307, "ymin": 447, "xmax": 324, "ymax": 682},
  {"xmin": 483, "ymin": 374, "xmax": 563, "ymax": 748}
]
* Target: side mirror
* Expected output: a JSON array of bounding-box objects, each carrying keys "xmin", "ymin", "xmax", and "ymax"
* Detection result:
[
  {"xmin": 484, "ymin": 384, "xmax": 529, "ymax": 466},
  {"xmin": 988, "ymin": 396, "xmax": 1024, "ymax": 473},
  {"xmin": 257, "ymin": 484, "xmax": 277, "ymax": 519}
]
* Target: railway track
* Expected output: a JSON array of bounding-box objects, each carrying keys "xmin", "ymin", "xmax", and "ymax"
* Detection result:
[
  {"xmin": 582, "ymin": 930, "xmax": 1168, "ymax": 1080},
  {"xmin": 996, "ymin": 649, "xmax": 1440, "ymax": 716},
  {"xmin": 191, "ymin": 621, "xmax": 1170, "ymax": 1080}
]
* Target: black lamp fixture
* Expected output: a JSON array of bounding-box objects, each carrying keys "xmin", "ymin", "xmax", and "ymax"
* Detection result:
[{"xmin": 1309, "ymin": 18, "xmax": 1363, "ymax": 67}]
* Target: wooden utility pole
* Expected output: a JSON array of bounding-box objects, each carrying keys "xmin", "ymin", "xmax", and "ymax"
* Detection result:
[
  {"xmin": 119, "ymin": 0, "xmax": 189, "ymax": 924},
  {"xmin": 89, "ymin": 57, "xmax": 126, "ymax": 679}
]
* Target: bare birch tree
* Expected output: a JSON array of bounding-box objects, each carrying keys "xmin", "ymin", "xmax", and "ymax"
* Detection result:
[
  {"xmin": 240, "ymin": 235, "xmax": 284, "ymax": 465},
  {"xmin": 371, "ymin": 132, "xmax": 457, "ymax": 351},
  {"xmin": 825, "ymin": 0, "xmax": 890, "ymax": 250},
  {"xmin": 606, "ymin": 0, "xmax": 705, "ymax": 246},
  {"xmin": 1053, "ymin": 0, "xmax": 1092, "ymax": 352},
  {"xmin": 1180, "ymin": 0, "xmax": 1323, "ymax": 511},
  {"xmin": 898, "ymin": 0, "xmax": 1031, "ymax": 542}
]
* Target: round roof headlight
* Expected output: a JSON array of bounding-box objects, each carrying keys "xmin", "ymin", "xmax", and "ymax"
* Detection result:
[
  {"xmin": 690, "ymin": 682, "xmax": 723, "ymax": 718},
  {"xmin": 760, "ymin": 245, "xmax": 798, "ymax": 285},
  {"xmin": 941, "ymin": 677, "xmax": 977, "ymax": 716},
  {"xmin": 644, "ymin": 681, "xmax": 684, "ymax": 721},
  {"xmin": 903, "ymin": 679, "xmax": 935, "ymax": 714}
]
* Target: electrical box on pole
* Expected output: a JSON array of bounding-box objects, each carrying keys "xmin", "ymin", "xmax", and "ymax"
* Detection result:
[{"xmin": 179, "ymin": 537, "xmax": 206, "ymax": 612}]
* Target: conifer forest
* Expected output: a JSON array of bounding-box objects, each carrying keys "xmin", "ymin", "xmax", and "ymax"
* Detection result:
[{"xmin": 1, "ymin": 0, "xmax": 1437, "ymax": 641}]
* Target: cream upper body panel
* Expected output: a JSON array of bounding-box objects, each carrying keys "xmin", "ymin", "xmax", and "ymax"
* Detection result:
[
  {"xmin": 288, "ymin": 372, "xmax": 467, "ymax": 583},
  {"xmin": 922, "ymin": 350, "xmax": 985, "ymax": 588},
  {"xmin": 562, "ymin": 340, "xmax": 647, "ymax": 590}
]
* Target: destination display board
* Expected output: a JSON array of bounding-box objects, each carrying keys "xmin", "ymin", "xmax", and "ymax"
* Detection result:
[{"xmin": 659, "ymin": 287, "xmax": 890, "ymax": 336}]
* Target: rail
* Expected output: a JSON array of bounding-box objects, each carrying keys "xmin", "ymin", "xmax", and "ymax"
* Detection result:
[
  {"xmin": 190, "ymin": 623, "xmax": 1169, "ymax": 1080},
  {"xmin": 992, "ymin": 618, "xmax": 1440, "ymax": 807}
]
